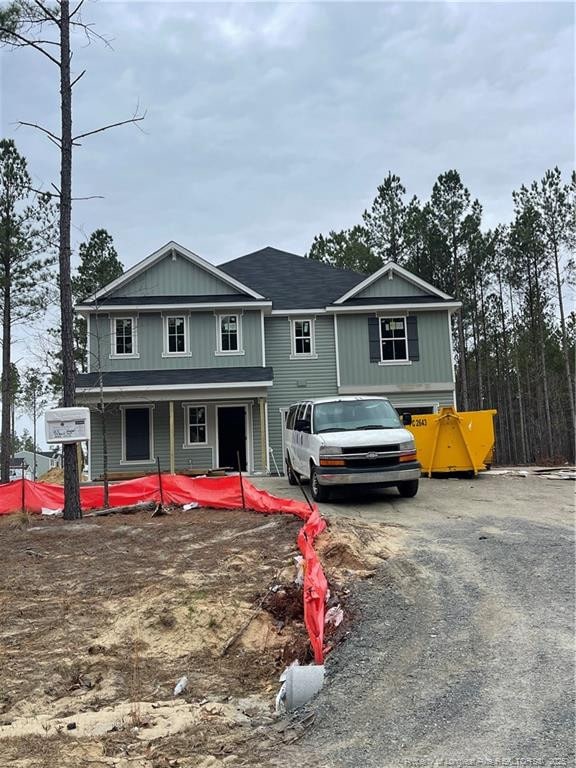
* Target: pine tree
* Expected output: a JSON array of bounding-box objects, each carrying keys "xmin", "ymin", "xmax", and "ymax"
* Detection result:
[{"xmin": 0, "ymin": 139, "xmax": 55, "ymax": 483}]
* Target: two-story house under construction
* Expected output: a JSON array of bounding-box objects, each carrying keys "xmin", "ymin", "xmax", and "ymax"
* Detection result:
[{"xmin": 75, "ymin": 241, "xmax": 461, "ymax": 480}]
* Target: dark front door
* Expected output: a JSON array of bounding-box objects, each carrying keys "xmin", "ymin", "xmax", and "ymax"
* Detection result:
[
  {"xmin": 217, "ymin": 407, "xmax": 247, "ymax": 471},
  {"xmin": 124, "ymin": 407, "xmax": 151, "ymax": 462}
]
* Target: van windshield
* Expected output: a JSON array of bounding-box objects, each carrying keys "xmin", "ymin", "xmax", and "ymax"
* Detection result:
[{"xmin": 313, "ymin": 399, "xmax": 401, "ymax": 433}]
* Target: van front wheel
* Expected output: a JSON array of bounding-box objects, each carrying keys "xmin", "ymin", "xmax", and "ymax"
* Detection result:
[
  {"xmin": 397, "ymin": 479, "xmax": 419, "ymax": 498},
  {"xmin": 310, "ymin": 466, "xmax": 329, "ymax": 502}
]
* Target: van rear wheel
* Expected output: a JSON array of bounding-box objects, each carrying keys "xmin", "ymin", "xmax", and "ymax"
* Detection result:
[
  {"xmin": 397, "ymin": 479, "xmax": 419, "ymax": 498},
  {"xmin": 310, "ymin": 466, "xmax": 329, "ymax": 502},
  {"xmin": 286, "ymin": 459, "xmax": 299, "ymax": 486}
]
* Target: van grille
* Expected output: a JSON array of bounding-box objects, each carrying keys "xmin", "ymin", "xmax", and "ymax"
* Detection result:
[
  {"xmin": 345, "ymin": 456, "xmax": 400, "ymax": 469},
  {"xmin": 344, "ymin": 444, "xmax": 400, "ymax": 455}
]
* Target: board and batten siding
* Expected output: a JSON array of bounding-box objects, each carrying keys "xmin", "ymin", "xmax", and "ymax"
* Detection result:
[
  {"xmin": 337, "ymin": 311, "xmax": 453, "ymax": 390},
  {"xmin": 88, "ymin": 400, "xmax": 263, "ymax": 479},
  {"xmin": 88, "ymin": 310, "xmax": 263, "ymax": 372},
  {"xmin": 264, "ymin": 315, "xmax": 338, "ymax": 472},
  {"xmin": 355, "ymin": 273, "xmax": 429, "ymax": 299},
  {"xmin": 114, "ymin": 253, "xmax": 238, "ymax": 298}
]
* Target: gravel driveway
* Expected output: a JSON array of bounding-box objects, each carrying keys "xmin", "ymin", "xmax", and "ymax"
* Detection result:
[{"xmin": 253, "ymin": 473, "xmax": 574, "ymax": 768}]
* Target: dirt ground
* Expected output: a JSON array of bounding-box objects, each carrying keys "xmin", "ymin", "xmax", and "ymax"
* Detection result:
[{"xmin": 0, "ymin": 504, "xmax": 398, "ymax": 768}]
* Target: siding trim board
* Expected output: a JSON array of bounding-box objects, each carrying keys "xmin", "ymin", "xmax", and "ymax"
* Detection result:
[
  {"xmin": 78, "ymin": 381, "xmax": 273, "ymax": 394},
  {"xmin": 80, "ymin": 301, "xmax": 272, "ymax": 312},
  {"xmin": 331, "ymin": 302, "xmax": 461, "ymax": 313},
  {"xmin": 338, "ymin": 383, "xmax": 455, "ymax": 394}
]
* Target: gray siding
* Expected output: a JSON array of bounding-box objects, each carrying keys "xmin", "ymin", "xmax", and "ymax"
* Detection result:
[
  {"xmin": 88, "ymin": 400, "xmax": 262, "ymax": 479},
  {"xmin": 356, "ymin": 273, "xmax": 429, "ymax": 298},
  {"xmin": 88, "ymin": 310, "xmax": 263, "ymax": 372},
  {"xmin": 264, "ymin": 315, "xmax": 338, "ymax": 472},
  {"xmin": 116, "ymin": 253, "xmax": 238, "ymax": 298},
  {"xmin": 338, "ymin": 311, "xmax": 453, "ymax": 388}
]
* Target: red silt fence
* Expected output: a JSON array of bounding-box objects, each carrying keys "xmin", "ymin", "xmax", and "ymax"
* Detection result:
[{"xmin": 0, "ymin": 475, "xmax": 328, "ymax": 663}]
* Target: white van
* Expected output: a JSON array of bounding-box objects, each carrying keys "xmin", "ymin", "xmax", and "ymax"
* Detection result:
[{"xmin": 284, "ymin": 396, "xmax": 420, "ymax": 502}]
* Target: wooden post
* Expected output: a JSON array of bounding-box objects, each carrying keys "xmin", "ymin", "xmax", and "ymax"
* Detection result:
[
  {"xmin": 76, "ymin": 443, "xmax": 83, "ymax": 481},
  {"xmin": 259, "ymin": 398, "xmax": 266, "ymax": 472},
  {"xmin": 237, "ymin": 451, "xmax": 246, "ymax": 514},
  {"xmin": 156, "ymin": 456, "xmax": 165, "ymax": 506},
  {"xmin": 169, "ymin": 401, "xmax": 175, "ymax": 474}
]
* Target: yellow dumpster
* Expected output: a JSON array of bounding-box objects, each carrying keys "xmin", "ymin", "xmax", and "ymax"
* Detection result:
[{"xmin": 405, "ymin": 406, "xmax": 497, "ymax": 477}]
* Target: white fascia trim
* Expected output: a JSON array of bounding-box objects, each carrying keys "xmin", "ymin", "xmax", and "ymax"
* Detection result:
[
  {"xmin": 260, "ymin": 311, "xmax": 266, "ymax": 366},
  {"xmin": 77, "ymin": 380, "xmax": 274, "ymax": 394},
  {"xmin": 333, "ymin": 314, "xmax": 340, "ymax": 388},
  {"xmin": 334, "ymin": 261, "xmax": 454, "ymax": 304},
  {"xmin": 88, "ymin": 241, "xmax": 266, "ymax": 302},
  {"xmin": 330, "ymin": 301, "xmax": 462, "ymax": 313},
  {"xmin": 271, "ymin": 308, "xmax": 326, "ymax": 316},
  {"xmin": 77, "ymin": 301, "xmax": 272, "ymax": 313}
]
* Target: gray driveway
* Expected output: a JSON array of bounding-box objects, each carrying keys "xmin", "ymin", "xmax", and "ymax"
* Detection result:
[{"xmin": 252, "ymin": 473, "xmax": 574, "ymax": 768}]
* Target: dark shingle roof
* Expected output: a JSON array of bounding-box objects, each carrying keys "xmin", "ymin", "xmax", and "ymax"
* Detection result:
[
  {"xmin": 77, "ymin": 294, "xmax": 263, "ymax": 308},
  {"xmin": 220, "ymin": 247, "xmax": 365, "ymax": 310},
  {"xmin": 76, "ymin": 367, "xmax": 273, "ymax": 389}
]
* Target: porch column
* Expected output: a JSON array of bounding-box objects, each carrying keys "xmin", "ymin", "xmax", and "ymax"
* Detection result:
[
  {"xmin": 169, "ymin": 401, "xmax": 175, "ymax": 474},
  {"xmin": 259, "ymin": 398, "xmax": 267, "ymax": 472}
]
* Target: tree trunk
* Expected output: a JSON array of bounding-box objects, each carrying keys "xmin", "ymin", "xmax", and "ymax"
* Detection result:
[
  {"xmin": 32, "ymin": 392, "xmax": 37, "ymax": 481},
  {"xmin": 59, "ymin": 1, "xmax": 81, "ymax": 519},
  {"xmin": 552, "ymin": 238, "xmax": 575, "ymax": 457},
  {"xmin": 508, "ymin": 286, "xmax": 528, "ymax": 463},
  {"xmin": 0, "ymin": 261, "xmax": 11, "ymax": 483}
]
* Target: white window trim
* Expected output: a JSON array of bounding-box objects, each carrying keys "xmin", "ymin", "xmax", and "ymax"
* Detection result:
[
  {"xmin": 162, "ymin": 313, "xmax": 191, "ymax": 358},
  {"xmin": 215, "ymin": 312, "xmax": 244, "ymax": 356},
  {"xmin": 110, "ymin": 315, "xmax": 140, "ymax": 359},
  {"xmin": 289, "ymin": 317, "xmax": 317, "ymax": 360},
  {"xmin": 182, "ymin": 403, "xmax": 209, "ymax": 447},
  {"xmin": 120, "ymin": 404, "xmax": 155, "ymax": 464},
  {"xmin": 378, "ymin": 314, "xmax": 411, "ymax": 366}
]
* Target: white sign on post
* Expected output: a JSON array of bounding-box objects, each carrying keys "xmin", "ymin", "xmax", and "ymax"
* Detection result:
[{"xmin": 45, "ymin": 407, "xmax": 91, "ymax": 444}]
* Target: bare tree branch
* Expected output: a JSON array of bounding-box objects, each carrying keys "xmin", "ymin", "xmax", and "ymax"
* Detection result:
[
  {"xmin": 70, "ymin": 68, "xmax": 85, "ymax": 88},
  {"xmin": 72, "ymin": 111, "xmax": 146, "ymax": 142},
  {"xmin": 32, "ymin": 0, "xmax": 60, "ymax": 25},
  {"xmin": 11, "ymin": 37, "xmax": 59, "ymax": 47},
  {"xmin": 0, "ymin": 25, "xmax": 60, "ymax": 66},
  {"xmin": 17, "ymin": 121, "xmax": 61, "ymax": 144},
  {"xmin": 70, "ymin": 0, "xmax": 86, "ymax": 20}
]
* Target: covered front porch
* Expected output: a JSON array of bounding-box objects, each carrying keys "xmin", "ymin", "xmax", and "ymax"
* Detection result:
[{"xmin": 75, "ymin": 367, "xmax": 273, "ymax": 481}]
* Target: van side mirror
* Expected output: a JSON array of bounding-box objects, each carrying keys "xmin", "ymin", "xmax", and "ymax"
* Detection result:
[
  {"xmin": 295, "ymin": 419, "xmax": 311, "ymax": 434},
  {"xmin": 402, "ymin": 412, "xmax": 412, "ymax": 426}
]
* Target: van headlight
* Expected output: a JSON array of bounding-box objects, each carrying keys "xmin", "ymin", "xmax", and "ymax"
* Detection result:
[
  {"xmin": 399, "ymin": 440, "xmax": 415, "ymax": 451},
  {"xmin": 319, "ymin": 445, "xmax": 342, "ymax": 454}
]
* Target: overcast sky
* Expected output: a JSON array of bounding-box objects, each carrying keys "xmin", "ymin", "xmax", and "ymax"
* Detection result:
[{"xmin": 2, "ymin": 0, "xmax": 574, "ymax": 271}]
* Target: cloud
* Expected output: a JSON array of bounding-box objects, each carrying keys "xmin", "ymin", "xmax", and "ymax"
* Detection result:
[{"xmin": 1, "ymin": 1, "xmax": 572, "ymax": 269}]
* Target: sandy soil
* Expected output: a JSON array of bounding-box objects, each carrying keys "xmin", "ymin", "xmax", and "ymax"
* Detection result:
[{"xmin": 0, "ymin": 505, "xmax": 397, "ymax": 767}]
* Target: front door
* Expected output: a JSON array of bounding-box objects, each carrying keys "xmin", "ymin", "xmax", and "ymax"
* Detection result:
[{"xmin": 217, "ymin": 406, "xmax": 247, "ymax": 471}]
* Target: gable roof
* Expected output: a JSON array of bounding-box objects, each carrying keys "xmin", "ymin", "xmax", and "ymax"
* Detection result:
[
  {"xmin": 89, "ymin": 241, "xmax": 265, "ymax": 303},
  {"xmin": 334, "ymin": 261, "xmax": 453, "ymax": 304},
  {"xmin": 221, "ymin": 247, "xmax": 365, "ymax": 310}
]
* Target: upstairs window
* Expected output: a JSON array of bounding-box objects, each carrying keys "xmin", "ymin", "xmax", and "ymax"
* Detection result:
[
  {"xmin": 291, "ymin": 319, "xmax": 316, "ymax": 358},
  {"xmin": 164, "ymin": 315, "xmax": 188, "ymax": 356},
  {"xmin": 380, "ymin": 316, "xmax": 407, "ymax": 362},
  {"xmin": 217, "ymin": 314, "xmax": 243, "ymax": 354},
  {"xmin": 113, "ymin": 317, "xmax": 137, "ymax": 357}
]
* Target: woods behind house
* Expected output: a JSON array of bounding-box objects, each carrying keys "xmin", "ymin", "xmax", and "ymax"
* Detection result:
[{"xmin": 307, "ymin": 169, "xmax": 575, "ymax": 464}]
